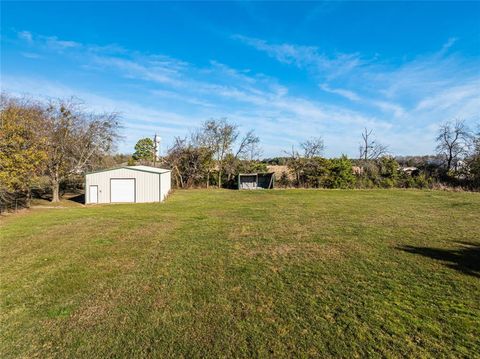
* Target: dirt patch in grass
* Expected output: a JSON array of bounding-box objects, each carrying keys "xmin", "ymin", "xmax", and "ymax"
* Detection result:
[
  {"xmin": 243, "ymin": 242, "xmax": 344, "ymax": 261},
  {"xmin": 69, "ymin": 288, "xmax": 122, "ymax": 328}
]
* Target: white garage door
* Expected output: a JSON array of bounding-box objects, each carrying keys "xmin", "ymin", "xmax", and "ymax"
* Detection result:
[{"xmin": 110, "ymin": 179, "xmax": 135, "ymax": 203}]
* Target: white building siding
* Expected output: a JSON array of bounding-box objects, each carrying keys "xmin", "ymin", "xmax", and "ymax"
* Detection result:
[
  {"xmin": 85, "ymin": 167, "xmax": 171, "ymax": 204},
  {"xmin": 160, "ymin": 171, "xmax": 171, "ymax": 201}
]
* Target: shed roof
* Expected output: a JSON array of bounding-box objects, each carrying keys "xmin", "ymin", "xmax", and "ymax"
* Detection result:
[
  {"xmin": 238, "ymin": 172, "xmax": 275, "ymax": 176},
  {"xmin": 86, "ymin": 165, "xmax": 171, "ymax": 175},
  {"xmin": 128, "ymin": 165, "xmax": 171, "ymax": 174}
]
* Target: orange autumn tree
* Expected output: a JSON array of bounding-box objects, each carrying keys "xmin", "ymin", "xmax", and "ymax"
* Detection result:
[{"xmin": 0, "ymin": 94, "xmax": 48, "ymax": 204}]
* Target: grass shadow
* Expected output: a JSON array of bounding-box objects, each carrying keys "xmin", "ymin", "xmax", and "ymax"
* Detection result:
[{"xmin": 397, "ymin": 241, "xmax": 480, "ymax": 278}]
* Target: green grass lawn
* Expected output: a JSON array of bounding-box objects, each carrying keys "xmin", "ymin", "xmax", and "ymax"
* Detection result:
[{"xmin": 1, "ymin": 189, "xmax": 479, "ymax": 358}]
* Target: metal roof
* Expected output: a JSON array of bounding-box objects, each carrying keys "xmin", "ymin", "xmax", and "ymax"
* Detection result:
[
  {"xmin": 86, "ymin": 165, "xmax": 171, "ymax": 175},
  {"xmin": 127, "ymin": 165, "xmax": 171, "ymax": 174},
  {"xmin": 238, "ymin": 172, "xmax": 275, "ymax": 176}
]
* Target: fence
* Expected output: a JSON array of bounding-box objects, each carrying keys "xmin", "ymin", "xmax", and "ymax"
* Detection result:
[{"xmin": 0, "ymin": 192, "xmax": 29, "ymax": 214}]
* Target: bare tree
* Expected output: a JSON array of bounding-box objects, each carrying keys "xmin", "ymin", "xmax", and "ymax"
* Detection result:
[
  {"xmin": 474, "ymin": 124, "xmax": 480, "ymax": 156},
  {"xmin": 192, "ymin": 119, "xmax": 263, "ymax": 187},
  {"xmin": 359, "ymin": 128, "xmax": 388, "ymax": 160},
  {"xmin": 301, "ymin": 137, "xmax": 324, "ymax": 158},
  {"xmin": 198, "ymin": 118, "xmax": 238, "ymax": 188},
  {"xmin": 44, "ymin": 99, "xmax": 121, "ymax": 202},
  {"xmin": 234, "ymin": 129, "xmax": 261, "ymax": 160},
  {"xmin": 436, "ymin": 119, "xmax": 471, "ymax": 172},
  {"xmin": 166, "ymin": 137, "xmax": 213, "ymax": 188},
  {"xmin": 282, "ymin": 138, "xmax": 323, "ymax": 187},
  {"xmin": 283, "ymin": 145, "xmax": 302, "ymax": 185}
]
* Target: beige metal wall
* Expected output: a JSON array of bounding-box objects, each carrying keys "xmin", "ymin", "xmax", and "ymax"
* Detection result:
[
  {"xmin": 86, "ymin": 168, "xmax": 161, "ymax": 204},
  {"xmin": 160, "ymin": 171, "xmax": 171, "ymax": 201}
]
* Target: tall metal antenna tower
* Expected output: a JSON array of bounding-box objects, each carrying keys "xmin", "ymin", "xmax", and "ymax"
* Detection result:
[{"xmin": 153, "ymin": 133, "xmax": 161, "ymax": 164}]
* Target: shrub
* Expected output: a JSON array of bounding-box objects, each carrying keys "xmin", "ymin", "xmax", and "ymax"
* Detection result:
[
  {"xmin": 277, "ymin": 172, "xmax": 291, "ymax": 188},
  {"xmin": 326, "ymin": 156, "xmax": 356, "ymax": 188},
  {"xmin": 413, "ymin": 173, "xmax": 431, "ymax": 189}
]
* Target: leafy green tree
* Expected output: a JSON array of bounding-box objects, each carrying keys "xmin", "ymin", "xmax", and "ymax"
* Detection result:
[
  {"xmin": 327, "ymin": 156, "xmax": 356, "ymax": 188},
  {"xmin": 378, "ymin": 156, "xmax": 399, "ymax": 179},
  {"xmin": 377, "ymin": 156, "xmax": 399, "ymax": 188},
  {"xmin": 133, "ymin": 138, "xmax": 155, "ymax": 162},
  {"xmin": 301, "ymin": 157, "xmax": 330, "ymax": 188}
]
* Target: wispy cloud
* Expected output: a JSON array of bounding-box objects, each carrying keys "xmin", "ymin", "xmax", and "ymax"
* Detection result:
[
  {"xmin": 43, "ymin": 36, "xmax": 80, "ymax": 50},
  {"xmin": 233, "ymin": 34, "xmax": 363, "ymax": 79},
  {"xmin": 242, "ymin": 35, "xmax": 478, "ymax": 124},
  {"xmin": 151, "ymin": 89, "xmax": 216, "ymax": 108},
  {"xmin": 319, "ymin": 83, "xmax": 360, "ymax": 101},
  {"xmin": 414, "ymin": 81, "xmax": 480, "ymax": 119},
  {"xmin": 20, "ymin": 52, "xmax": 42, "ymax": 59},
  {"xmin": 17, "ymin": 30, "xmax": 80, "ymax": 50},
  {"xmin": 4, "ymin": 30, "xmax": 479, "ymax": 157},
  {"xmin": 438, "ymin": 37, "xmax": 457, "ymax": 56},
  {"xmin": 17, "ymin": 30, "xmax": 33, "ymax": 43},
  {"xmin": 91, "ymin": 55, "xmax": 183, "ymax": 86}
]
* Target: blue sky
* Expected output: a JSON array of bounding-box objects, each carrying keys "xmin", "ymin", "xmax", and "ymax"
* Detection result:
[{"xmin": 1, "ymin": 1, "xmax": 479, "ymax": 157}]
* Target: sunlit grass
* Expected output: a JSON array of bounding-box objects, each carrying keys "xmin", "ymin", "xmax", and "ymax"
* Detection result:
[{"xmin": 1, "ymin": 189, "xmax": 479, "ymax": 357}]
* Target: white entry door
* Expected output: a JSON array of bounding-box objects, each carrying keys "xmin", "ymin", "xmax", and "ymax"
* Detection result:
[
  {"xmin": 89, "ymin": 185, "xmax": 98, "ymax": 203},
  {"xmin": 110, "ymin": 179, "xmax": 135, "ymax": 203}
]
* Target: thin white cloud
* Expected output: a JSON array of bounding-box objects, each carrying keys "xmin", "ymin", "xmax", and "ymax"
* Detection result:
[
  {"xmin": 319, "ymin": 83, "xmax": 360, "ymax": 101},
  {"xmin": 438, "ymin": 37, "xmax": 457, "ymax": 56},
  {"xmin": 17, "ymin": 30, "xmax": 33, "ymax": 43},
  {"xmin": 21, "ymin": 52, "xmax": 42, "ymax": 59},
  {"xmin": 235, "ymin": 34, "xmax": 479, "ymax": 124},
  {"xmin": 43, "ymin": 36, "xmax": 80, "ymax": 49},
  {"xmin": 233, "ymin": 34, "xmax": 363, "ymax": 78},
  {"xmin": 371, "ymin": 100, "xmax": 405, "ymax": 119},
  {"xmin": 415, "ymin": 81, "xmax": 479, "ymax": 112},
  {"xmin": 4, "ymin": 30, "xmax": 479, "ymax": 157},
  {"xmin": 91, "ymin": 55, "xmax": 182, "ymax": 86},
  {"xmin": 151, "ymin": 89, "xmax": 216, "ymax": 108},
  {"xmin": 17, "ymin": 30, "xmax": 81, "ymax": 50}
]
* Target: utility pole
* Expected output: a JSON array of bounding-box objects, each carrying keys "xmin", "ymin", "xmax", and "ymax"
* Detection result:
[{"xmin": 153, "ymin": 133, "xmax": 161, "ymax": 167}]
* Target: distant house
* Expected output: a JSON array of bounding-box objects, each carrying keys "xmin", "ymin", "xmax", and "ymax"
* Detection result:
[
  {"xmin": 400, "ymin": 167, "xmax": 419, "ymax": 175},
  {"xmin": 352, "ymin": 166, "xmax": 364, "ymax": 175},
  {"xmin": 85, "ymin": 165, "xmax": 171, "ymax": 204}
]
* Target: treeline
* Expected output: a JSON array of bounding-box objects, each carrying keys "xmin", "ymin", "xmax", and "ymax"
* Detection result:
[
  {"xmin": 275, "ymin": 155, "xmax": 431, "ymax": 189},
  {"xmin": 138, "ymin": 118, "xmax": 480, "ymax": 190},
  {"xmin": 0, "ymin": 94, "xmax": 121, "ymax": 207},
  {"xmin": 271, "ymin": 122, "xmax": 480, "ymax": 190},
  {"xmin": 2, "ymin": 92, "xmax": 480, "ymax": 211}
]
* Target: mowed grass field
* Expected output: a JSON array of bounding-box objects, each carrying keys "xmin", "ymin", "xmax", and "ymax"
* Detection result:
[{"xmin": 1, "ymin": 190, "xmax": 479, "ymax": 358}]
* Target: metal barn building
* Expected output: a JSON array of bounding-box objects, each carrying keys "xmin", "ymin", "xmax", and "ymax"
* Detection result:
[
  {"xmin": 85, "ymin": 165, "xmax": 171, "ymax": 204},
  {"xmin": 238, "ymin": 173, "xmax": 275, "ymax": 190}
]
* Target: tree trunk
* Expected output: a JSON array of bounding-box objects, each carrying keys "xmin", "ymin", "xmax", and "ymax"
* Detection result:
[
  {"xmin": 174, "ymin": 166, "xmax": 183, "ymax": 188},
  {"xmin": 52, "ymin": 180, "xmax": 60, "ymax": 202},
  {"xmin": 26, "ymin": 188, "xmax": 32, "ymax": 208},
  {"xmin": 218, "ymin": 170, "xmax": 222, "ymax": 188},
  {"xmin": 447, "ymin": 153, "xmax": 453, "ymax": 172},
  {"xmin": 206, "ymin": 172, "xmax": 210, "ymax": 189}
]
